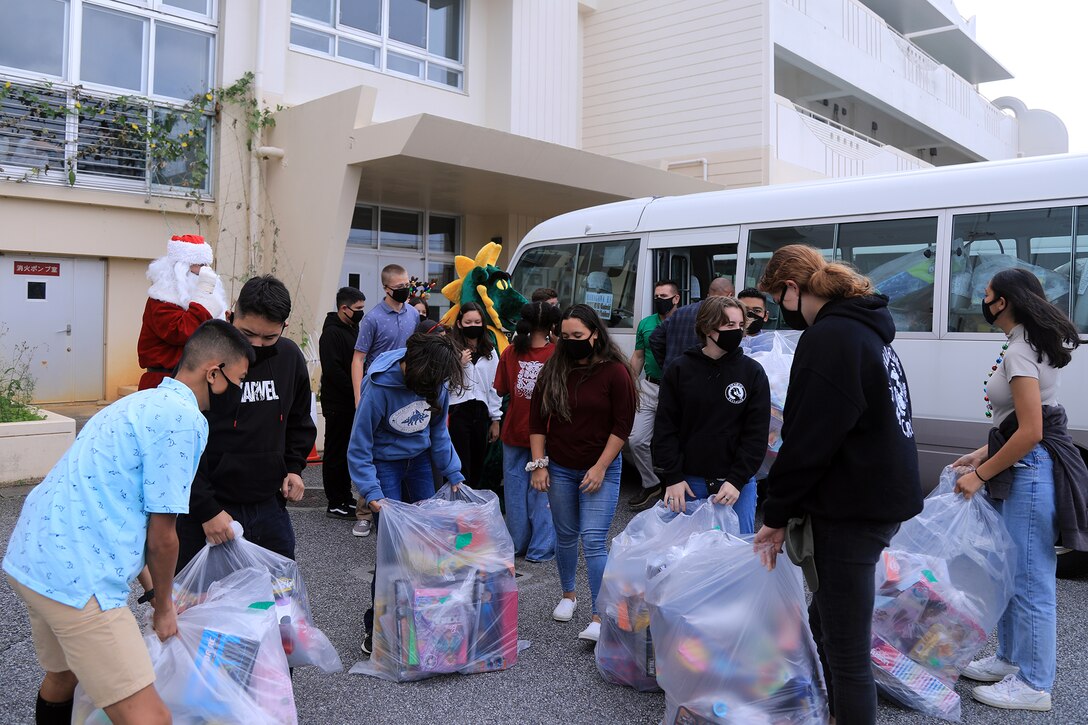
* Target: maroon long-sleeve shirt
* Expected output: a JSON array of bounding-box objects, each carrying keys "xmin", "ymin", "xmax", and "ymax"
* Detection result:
[{"xmin": 528, "ymin": 360, "xmax": 636, "ymax": 470}]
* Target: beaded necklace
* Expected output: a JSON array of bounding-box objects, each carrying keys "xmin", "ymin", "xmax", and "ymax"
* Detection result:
[{"xmin": 983, "ymin": 341, "xmax": 1010, "ymax": 418}]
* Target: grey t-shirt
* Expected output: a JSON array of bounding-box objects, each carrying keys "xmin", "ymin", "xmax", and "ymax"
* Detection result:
[{"xmin": 986, "ymin": 325, "xmax": 1060, "ymax": 425}]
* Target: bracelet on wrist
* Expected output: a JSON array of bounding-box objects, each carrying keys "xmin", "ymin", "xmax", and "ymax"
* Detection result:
[
  {"xmin": 525, "ymin": 456, "xmax": 549, "ymax": 472},
  {"xmin": 975, "ymin": 468, "xmax": 991, "ymax": 483}
]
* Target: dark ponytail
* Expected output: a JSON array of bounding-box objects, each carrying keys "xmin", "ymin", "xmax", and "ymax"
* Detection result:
[
  {"xmin": 513, "ymin": 301, "xmax": 561, "ymax": 354},
  {"xmin": 990, "ymin": 268, "xmax": 1081, "ymax": 368}
]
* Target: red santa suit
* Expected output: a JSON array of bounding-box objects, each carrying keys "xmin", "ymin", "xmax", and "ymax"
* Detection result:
[{"xmin": 137, "ymin": 235, "xmax": 229, "ymax": 390}]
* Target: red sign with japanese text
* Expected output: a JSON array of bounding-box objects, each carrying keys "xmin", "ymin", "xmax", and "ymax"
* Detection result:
[{"xmin": 13, "ymin": 261, "xmax": 60, "ymax": 276}]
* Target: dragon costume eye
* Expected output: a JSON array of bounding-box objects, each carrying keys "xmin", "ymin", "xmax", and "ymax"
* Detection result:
[{"xmin": 497, "ymin": 280, "xmax": 509, "ymax": 290}]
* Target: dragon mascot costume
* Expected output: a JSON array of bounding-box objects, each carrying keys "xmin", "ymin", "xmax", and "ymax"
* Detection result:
[{"xmin": 439, "ymin": 241, "xmax": 528, "ymax": 351}]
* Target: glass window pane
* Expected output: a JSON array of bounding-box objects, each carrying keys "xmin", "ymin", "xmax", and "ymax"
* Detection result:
[
  {"xmin": 428, "ymin": 215, "xmax": 457, "ymax": 253},
  {"xmin": 340, "ymin": 0, "xmax": 381, "ymax": 34},
  {"xmin": 839, "ymin": 217, "xmax": 938, "ymax": 332},
  {"xmin": 81, "ymin": 6, "xmax": 146, "ymax": 92},
  {"xmin": 0, "ymin": 81, "xmax": 67, "ymax": 171},
  {"xmin": 76, "ymin": 97, "xmax": 148, "ymax": 180},
  {"xmin": 379, "ymin": 208, "xmax": 422, "ymax": 250},
  {"xmin": 573, "ymin": 239, "xmax": 640, "ymax": 329},
  {"xmin": 389, "ymin": 0, "xmax": 427, "ymax": 48},
  {"xmin": 348, "ymin": 204, "xmax": 376, "ymax": 247},
  {"xmin": 948, "ymin": 208, "xmax": 1074, "ymax": 333},
  {"xmin": 153, "ymin": 24, "xmax": 212, "ymax": 99},
  {"xmin": 290, "ymin": 24, "xmax": 334, "ymax": 53},
  {"xmin": 1074, "ymin": 207, "xmax": 1088, "ymax": 334},
  {"xmin": 162, "ymin": 0, "xmax": 211, "ymax": 16},
  {"xmin": 339, "ymin": 38, "xmax": 379, "ymax": 67},
  {"xmin": 746, "ymin": 224, "xmax": 834, "ymax": 329},
  {"xmin": 428, "ymin": 0, "xmax": 460, "ymax": 60},
  {"xmin": 656, "ymin": 244, "xmax": 736, "ymax": 306},
  {"xmin": 427, "ymin": 260, "xmax": 454, "ymax": 319},
  {"xmin": 426, "ymin": 64, "xmax": 461, "ymax": 88},
  {"xmin": 291, "ymin": 0, "xmax": 333, "ymax": 24},
  {"xmin": 387, "ymin": 51, "xmax": 423, "ymax": 78},
  {"xmin": 511, "ymin": 244, "xmax": 578, "ymax": 310},
  {"xmin": 150, "ymin": 108, "xmax": 208, "ymax": 191},
  {"xmin": 0, "ymin": 0, "xmax": 67, "ymax": 77}
]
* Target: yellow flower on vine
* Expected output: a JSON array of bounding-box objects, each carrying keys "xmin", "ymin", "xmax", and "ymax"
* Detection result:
[
  {"xmin": 181, "ymin": 142, "xmax": 188, "ymax": 148},
  {"xmin": 130, "ymin": 123, "xmax": 139, "ymax": 131},
  {"xmin": 73, "ymin": 101, "xmax": 82, "ymax": 110},
  {"xmin": 3, "ymin": 81, "xmax": 10, "ymax": 89},
  {"xmin": 205, "ymin": 93, "xmax": 213, "ymax": 101}
]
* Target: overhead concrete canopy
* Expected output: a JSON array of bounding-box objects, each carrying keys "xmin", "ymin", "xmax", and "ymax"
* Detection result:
[{"xmin": 346, "ymin": 113, "xmax": 721, "ymax": 217}]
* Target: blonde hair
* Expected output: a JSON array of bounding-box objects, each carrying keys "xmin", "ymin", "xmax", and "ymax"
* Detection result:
[
  {"xmin": 758, "ymin": 244, "xmax": 873, "ymax": 299},
  {"xmin": 695, "ymin": 297, "xmax": 746, "ymax": 344}
]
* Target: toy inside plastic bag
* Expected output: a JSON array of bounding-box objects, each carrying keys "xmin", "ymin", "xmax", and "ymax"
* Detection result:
[
  {"xmin": 173, "ymin": 521, "xmax": 342, "ymax": 672},
  {"xmin": 597, "ymin": 500, "xmax": 739, "ymax": 691},
  {"xmin": 744, "ymin": 331, "xmax": 800, "ymax": 477},
  {"xmin": 73, "ymin": 567, "xmax": 297, "ymax": 725},
  {"xmin": 646, "ymin": 530, "xmax": 829, "ymax": 724},
  {"xmin": 871, "ymin": 466, "xmax": 1017, "ymax": 721},
  {"xmin": 351, "ymin": 483, "xmax": 519, "ymax": 681}
]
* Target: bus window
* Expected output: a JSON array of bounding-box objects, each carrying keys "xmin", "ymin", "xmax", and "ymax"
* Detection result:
[
  {"xmin": 838, "ymin": 217, "xmax": 938, "ymax": 333},
  {"xmin": 949, "ymin": 208, "xmax": 1074, "ymax": 333},
  {"xmin": 746, "ymin": 225, "xmax": 834, "ymax": 329},
  {"xmin": 1074, "ymin": 207, "xmax": 1088, "ymax": 333},
  {"xmin": 654, "ymin": 244, "xmax": 737, "ymax": 306},
  {"xmin": 509, "ymin": 243, "xmax": 578, "ymax": 307},
  {"xmin": 573, "ymin": 239, "xmax": 640, "ymax": 329}
]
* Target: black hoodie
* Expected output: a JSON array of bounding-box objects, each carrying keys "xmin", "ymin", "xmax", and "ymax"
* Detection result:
[
  {"xmin": 761, "ymin": 295, "xmax": 923, "ymax": 529},
  {"xmin": 318, "ymin": 310, "xmax": 358, "ymax": 414},
  {"xmin": 188, "ymin": 336, "xmax": 317, "ymax": 522},
  {"xmin": 653, "ymin": 345, "xmax": 771, "ymax": 487}
]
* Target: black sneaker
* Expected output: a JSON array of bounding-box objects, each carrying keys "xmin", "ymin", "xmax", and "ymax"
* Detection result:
[
  {"xmin": 629, "ymin": 485, "xmax": 664, "ymax": 511},
  {"xmin": 360, "ymin": 630, "xmax": 373, "ymax": 656},
  {"xmin": 326, "ymin": 504, "xmax": 354, "ymax": 520}
]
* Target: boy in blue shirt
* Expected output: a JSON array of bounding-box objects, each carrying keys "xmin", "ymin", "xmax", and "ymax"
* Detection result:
[
  {"xmin": 348, "ymin": 332, "xmax": 466, "ymax": 654},
  {"xmin": 3, "ymin": 320, "xmax": 252, "ymax": 725}
]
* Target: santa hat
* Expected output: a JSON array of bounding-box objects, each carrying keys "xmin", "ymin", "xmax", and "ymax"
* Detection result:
[{"xmin": 167, "ymin": 234, "xmax": 213, "ymax": 266}]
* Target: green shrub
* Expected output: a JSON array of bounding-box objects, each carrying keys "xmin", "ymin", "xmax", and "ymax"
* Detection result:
[{"xmin": 0, "ymin": 326, "xmax": 44, "ymax": 424}]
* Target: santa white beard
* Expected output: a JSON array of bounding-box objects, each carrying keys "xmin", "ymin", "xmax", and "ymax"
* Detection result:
[{"xmin": 146, "ymin": 257, "xmax": 229, "ymax": 319}]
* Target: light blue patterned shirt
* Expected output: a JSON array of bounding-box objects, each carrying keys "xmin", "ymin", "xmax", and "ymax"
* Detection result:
[{"xmin": 3, "ymin": 378, "xmax": 207, "ymax": 610}]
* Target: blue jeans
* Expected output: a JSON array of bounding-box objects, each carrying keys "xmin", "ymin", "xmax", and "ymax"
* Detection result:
[
  {"xmin": 993, "ymin": 444, "xmax": 1058, "ymax": 692},
  {"xmin": 503, "ymin": 444, "xmax": 556, "ymax": 561},
  {"xmin": 546, "ymin": 457, "xmax": 622, "ymax": 614},
  {"xmin": 374, "ymin": 454, "xmax": 436, "ymax": 503},
  {"xmin": 685, "ymin": 475, "xmax": 757, "ymax": 535}
]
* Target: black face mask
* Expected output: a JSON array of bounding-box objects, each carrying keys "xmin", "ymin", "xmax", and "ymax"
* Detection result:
[
  {"xmin": 982, "ymin": 297, "xmax": 1002, "ymax": 325},
  {"xmin": 653, "ymin": 297, "xmax": 676, "ymax": 316},
  {"xmin": 746, "ymin": 316, "xmax": 765, "ymax": 336},
  {"xmin": 350, "ymin": 308, "xmax": 365, "ymax": 324},
  {"xmin": 562, "ymin": 338, "xmax": 594, "ymax": 361},
  {"xmin": 777, "ymin": 287, "xmax": 809, "ymax": 331},
  {"xmin": 461, "ymin": 325, "xmax": 486, "ymax": 340},
  {"xmin": 388, "ymin": 287, "xmax": 410, "ymax": 304},
  {"xmin": 252, "ymin": 344, "xmax": 279, "ymax": 364},
  {"xmin": 208, "ymin": 366, "xmax": 242, "ymax": 406},
  {"xmin": 710, "ymin": 328, "xmax": 744, "ymax": 354}
]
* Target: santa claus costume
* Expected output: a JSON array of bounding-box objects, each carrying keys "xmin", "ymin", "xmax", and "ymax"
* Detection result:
[{"xmin": 137, "ymin": 234, "xmax": 229, "ymax": 390}]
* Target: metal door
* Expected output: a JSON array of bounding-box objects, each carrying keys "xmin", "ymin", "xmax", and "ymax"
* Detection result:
[
  {"xmin": 0, "ymin": 254, "xmax": 105, "ymax": 402},
  {"xmin": 339, "ymin": 248, "xmax": 425, "ymax": 305}
]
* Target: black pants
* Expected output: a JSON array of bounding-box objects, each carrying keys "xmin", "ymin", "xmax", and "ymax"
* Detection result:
[
  {"xmin": 321, "ymin": 408, "xmax": 355, "ymax": 509},
  {"xmin": 808, "ymin": 517, "xmax": 899, "ymax": 725},
  {"xmin": 175, "ymin": 497, "xmax": 297, "ymax": 572},
  {"xmin": 448, "ymin": 400, "xmax": 489, "ymax": 488}
]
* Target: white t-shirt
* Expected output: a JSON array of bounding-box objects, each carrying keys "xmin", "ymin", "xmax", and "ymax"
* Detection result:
[{"xmin": 986, "ymin": 325, "xmax": 1060, "ymax": 425}]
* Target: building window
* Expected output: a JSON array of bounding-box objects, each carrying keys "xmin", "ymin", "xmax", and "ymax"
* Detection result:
[
  {"xmin": 0, "ymin": 0, "xmax": 217, "ymax": 195},
  {"xmin": 290, "ymin": 0, "xmax": 464, "ymax": 90}
]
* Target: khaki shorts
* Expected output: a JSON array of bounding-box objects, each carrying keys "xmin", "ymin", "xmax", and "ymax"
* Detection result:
[{"xmin": 7, "ymin": 575, "xmax": 154, "ymax": 709}]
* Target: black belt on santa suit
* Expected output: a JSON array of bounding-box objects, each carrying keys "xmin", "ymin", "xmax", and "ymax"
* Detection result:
[{"xmin": 145, "ymin": 367, "xmax": 174, "ymax": 374}]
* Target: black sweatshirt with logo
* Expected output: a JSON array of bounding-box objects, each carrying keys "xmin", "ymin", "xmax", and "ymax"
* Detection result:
[
  {"xmin": 652, "ymin": 345, "xmax": 771, "ymax": 487},
  {"xmin": 188, "ymin": 336, "xmax": 317, "ymax": 523},
  {"xmin": 761, "ymin": 295, "xmax": 923, "ymax": 529}
]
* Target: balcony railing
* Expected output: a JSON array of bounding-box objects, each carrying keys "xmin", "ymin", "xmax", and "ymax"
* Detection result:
[{"xmin": 0, "ymin": 75, "xmax": 212, "ymax": 197}]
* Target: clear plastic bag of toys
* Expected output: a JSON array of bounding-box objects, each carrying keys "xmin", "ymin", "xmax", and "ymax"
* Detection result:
[
  {"xmin": 351, "ymin": 483, "xmax": 520, "ymax": 681},
  {"xmin": 743, "ymin": 331, "xmax": 800, "ymax": 478},
  {"xmin": 645, "ymin": 530, "xmax": 829, "ymax": 724},
  {"xmin": 73, "ymin": 567, "xmax": 297, "ymax": 725},
  {"xmin": 597, "ymin": 500, "xmax": 740, "ymax": 691},
  {"xmin": 871, "ymin": 466, "xmax": 1017, "ymax": 721},
  {"xmin": 173, "ymin": 521, "xmax": 342, "ymax": 673}
]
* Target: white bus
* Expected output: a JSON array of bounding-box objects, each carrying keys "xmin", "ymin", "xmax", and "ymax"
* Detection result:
[{"xmin": 507, "ymin": 153, "xmax": 1088, "ymax": 486}]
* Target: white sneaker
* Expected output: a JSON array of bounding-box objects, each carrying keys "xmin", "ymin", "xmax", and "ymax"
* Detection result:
[
  {"xmin": 962, "ymin": 655, "xmax": 1019, "ymax": 682},
  {"xmin": 578, "ymin": 620, "xmax": 601, "ymax": 642},
  {"xmin": 972, "ymin": 674, "xmax": 1052, "ymax": 712},
  {"xmin": 552, "ymin": 597, "xmax": 577, "ymax": 622}
]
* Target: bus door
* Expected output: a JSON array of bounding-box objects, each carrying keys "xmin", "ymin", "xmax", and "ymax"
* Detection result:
[{"xmin": 647, "ymin": 228, "xmax": 739, "ymax": 307}]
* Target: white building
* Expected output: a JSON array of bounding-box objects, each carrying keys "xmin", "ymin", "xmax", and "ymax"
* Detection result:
[{"xmin": 0, "ymin": 0, "xmax": 1064, "ymax": 403}]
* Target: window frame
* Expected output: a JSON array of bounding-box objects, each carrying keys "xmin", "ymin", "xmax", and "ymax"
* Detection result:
[{"xmin": 289, "ymin": 0, "xmax": 466, "ymax": 92}]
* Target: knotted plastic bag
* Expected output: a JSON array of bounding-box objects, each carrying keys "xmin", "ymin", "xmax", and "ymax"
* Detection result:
[
  {"xmin": 73, "ymin": 567, "xmax": 297, "ymax": 724},
  {"xmin": 596, "ymin": 500, "xmax": 739, "ymax": 691},
  {"xmin": 173, "ymin": 521, "xmax": 342, "ymax": 673},
  {"xmin": 350, "ymin": 483, "xmax": 520, "ymax": 681},
  {"xmin": 871, "ymin": 466, "xmax": 1017, "ymax": 721},
  {"xmin": 646, "ymin": 530, "xmax": 829, "ymax": 724}
]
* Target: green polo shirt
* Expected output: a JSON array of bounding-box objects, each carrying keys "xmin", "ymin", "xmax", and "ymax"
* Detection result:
[{"xmin": 635, "ymin": 313, "xmax": 664, "ymax": 380}]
